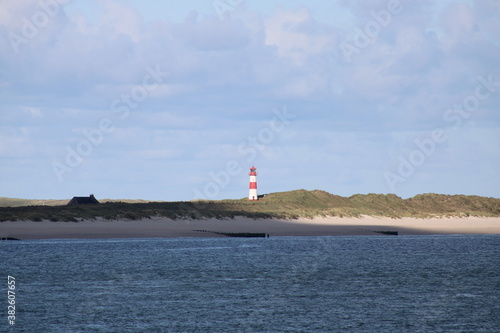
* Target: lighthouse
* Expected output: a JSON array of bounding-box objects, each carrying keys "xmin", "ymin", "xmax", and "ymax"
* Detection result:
[{"xmin": 248, "ymin": 166, "xmax": 258, "ymax": 200}]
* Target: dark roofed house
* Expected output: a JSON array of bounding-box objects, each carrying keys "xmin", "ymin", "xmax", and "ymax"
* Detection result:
[{"xmin": 67, "ymin": 194, "xmax": 100, "ymax": 205}]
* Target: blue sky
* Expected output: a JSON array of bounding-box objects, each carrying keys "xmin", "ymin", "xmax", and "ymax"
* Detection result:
[{"xmin": 1, "ymin": 0, "xmax": 499, "ymax": 201}]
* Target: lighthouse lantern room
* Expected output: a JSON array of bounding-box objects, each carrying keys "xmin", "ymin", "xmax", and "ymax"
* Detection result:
[{"xmin": 248, "ymin": 166, "xmax": 258, "ymax": 200}]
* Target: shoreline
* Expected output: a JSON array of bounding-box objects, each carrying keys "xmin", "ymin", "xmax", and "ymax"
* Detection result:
[{"xmin": 1, "ymin": 216, "xmax": 500, "ymax": 240}]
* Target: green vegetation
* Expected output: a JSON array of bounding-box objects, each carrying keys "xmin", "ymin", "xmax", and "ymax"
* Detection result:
[
  {"xmin": 1, "ymin": 190, "xmax": 499, "ymax": 222},
  {"xmin": 0, "ymin": 198, "xmax": 150, "ymax": 208}
]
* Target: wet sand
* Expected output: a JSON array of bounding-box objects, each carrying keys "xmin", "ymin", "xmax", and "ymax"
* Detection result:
[{"xmin": 1, "ymin": 216, "xmax": 499, "ymax": 240}]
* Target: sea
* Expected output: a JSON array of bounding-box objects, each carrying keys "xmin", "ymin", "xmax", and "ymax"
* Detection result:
[{"xmin": 1, "ymin": 235, "xmax": 499, "ymax": 332}]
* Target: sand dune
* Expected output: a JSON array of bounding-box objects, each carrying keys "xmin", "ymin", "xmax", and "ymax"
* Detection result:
[{"xmin": 1, "ymin": 216, "xmax": 499, "ymax": 240}]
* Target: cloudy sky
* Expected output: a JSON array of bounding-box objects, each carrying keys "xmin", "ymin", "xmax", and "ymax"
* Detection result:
[{"xmin": 1, "ymin": 0, "xmax": 499, "ymax": 201}]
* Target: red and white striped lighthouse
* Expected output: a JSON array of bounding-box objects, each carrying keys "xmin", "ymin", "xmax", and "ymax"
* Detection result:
[{"xmin": 248, "ymin": 166, "xmax": 258, "ymax": 200}]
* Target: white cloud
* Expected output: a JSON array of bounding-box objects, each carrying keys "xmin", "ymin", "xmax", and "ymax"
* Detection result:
[
  {"xmin": 101, "ymin": 1, "xmax": 143, "ymax": 42},
  {"xmin": 264, "ymin": 6, "xmax": 333, "ymax": 66},
  {"xmin": 440, "ymin": 2, "xmax": 475, "ymax": 49}
]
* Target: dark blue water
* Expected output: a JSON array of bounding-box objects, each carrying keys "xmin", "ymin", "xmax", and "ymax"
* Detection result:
[{"xmin": 1, "ymin": 235, "xmax": 499, "ymax": 332}]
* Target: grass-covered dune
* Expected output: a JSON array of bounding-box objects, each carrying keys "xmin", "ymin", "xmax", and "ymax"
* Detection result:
[{"xmin": 1, "ymin": 190, "xmax": 500, "ymax": 222}]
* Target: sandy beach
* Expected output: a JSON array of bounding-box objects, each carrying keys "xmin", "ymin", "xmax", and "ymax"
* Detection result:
[{"xmin": 1, "ymin": 216, "xmax": 500, "ymax": 240}]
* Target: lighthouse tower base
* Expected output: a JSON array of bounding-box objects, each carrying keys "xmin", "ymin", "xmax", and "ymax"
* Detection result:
[{"xmin": 249, "ymin": 189, "xmax": 258, "ymax": 201}]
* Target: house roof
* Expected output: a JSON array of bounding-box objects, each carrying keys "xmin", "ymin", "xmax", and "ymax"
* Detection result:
[{"xmin": 67, "ymin": 195, "xmax": 99, "ymax": 205}]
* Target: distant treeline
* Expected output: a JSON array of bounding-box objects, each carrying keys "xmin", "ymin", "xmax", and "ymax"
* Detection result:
[{"xmin": 1, "ymin": 190, "xmax": 499, "ymax": 222}]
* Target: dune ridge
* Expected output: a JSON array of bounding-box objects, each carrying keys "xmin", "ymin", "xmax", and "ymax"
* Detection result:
[{"xmin": 1, "ymin": 190, "xmax": 499, "ymax": 222}]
